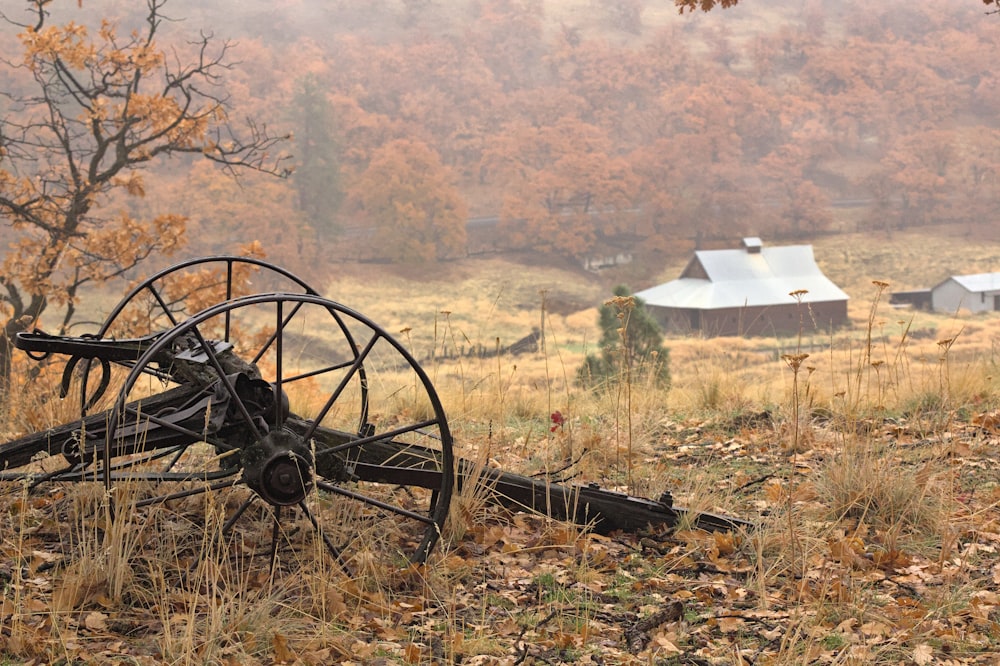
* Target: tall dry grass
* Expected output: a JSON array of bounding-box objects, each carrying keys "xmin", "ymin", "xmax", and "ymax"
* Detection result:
[{"xmin": 2, "ymin": 240, "xmax": 1000, "ymax": 663}]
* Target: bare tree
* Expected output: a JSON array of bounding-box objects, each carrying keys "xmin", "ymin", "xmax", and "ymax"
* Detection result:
[{"xmin": 0, "ymin": 0, "xmax": 290, "ymax": 382}]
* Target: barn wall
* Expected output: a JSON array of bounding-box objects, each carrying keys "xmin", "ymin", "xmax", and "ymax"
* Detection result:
[
  {"xmin": 649, "ymin": 301, "xmax": 847, "ymax": 337},
  {"xmin": 646, "ymin": 307, "xmax": 698, "ymax": 335},
  {"xmin": 932, "ymin": 280, "xmax": 972, "ymax": 313}
]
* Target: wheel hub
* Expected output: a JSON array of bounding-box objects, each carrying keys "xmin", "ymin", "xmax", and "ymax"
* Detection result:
[{"xmin": 243, "ymin": 430, "xmax": 314, "ymax": 506}]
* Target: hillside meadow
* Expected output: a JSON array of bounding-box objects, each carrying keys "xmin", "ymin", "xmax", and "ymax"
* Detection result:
[
  {"xmin": 324, "ymin": 228, "xmax": 1000, "ymax": 428},
  {"xmin": 1, "ymin": 228, "xmax": 1000, "ymax": 664}
]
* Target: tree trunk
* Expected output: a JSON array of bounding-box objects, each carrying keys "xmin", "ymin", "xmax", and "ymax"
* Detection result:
[
  {"xmin": 0, "ymin": 292, "xmax": 48, "ymax": 388},
  {"xmin": 0, "ymin": 324, "xmax": 15, "ymax": 388}
]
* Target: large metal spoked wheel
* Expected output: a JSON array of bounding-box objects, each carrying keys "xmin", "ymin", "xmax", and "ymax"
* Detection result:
[
  {"xmin": 73, "ymin": 256, "xmax": 327, "ymax": 417},
  {"xmin": 103, "ymin": 293, "xmax": 454, "ymax": 567}
]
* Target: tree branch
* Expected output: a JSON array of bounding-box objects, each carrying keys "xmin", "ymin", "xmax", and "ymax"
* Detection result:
[{"xmin": 0, "ymin": 0, "xmax": 290, "ymax": 383}]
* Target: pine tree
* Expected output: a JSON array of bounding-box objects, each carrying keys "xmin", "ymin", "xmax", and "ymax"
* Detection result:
[
  {"xmin": 291, "ymin": 74, "xmax": 344, "ymax": 242},
  {"xmin": 577, "ymin": 285, "xmax": 671, "ymax": 389}
]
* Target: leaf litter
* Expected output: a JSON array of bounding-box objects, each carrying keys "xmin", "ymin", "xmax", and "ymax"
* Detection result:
[{"xmin": 1, "ymin": 412, "xmax": 999, "ymax": 664}]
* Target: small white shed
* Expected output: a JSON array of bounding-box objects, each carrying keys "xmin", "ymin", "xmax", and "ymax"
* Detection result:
[{"xmin": 931, "ymin": 273, "xmax": 1000, "ymax": 314}]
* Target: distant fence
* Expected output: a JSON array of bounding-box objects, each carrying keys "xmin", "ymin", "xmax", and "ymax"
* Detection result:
[{"xmin": 420, "ymin": 329, "xmax": 540, "ymax": 362}]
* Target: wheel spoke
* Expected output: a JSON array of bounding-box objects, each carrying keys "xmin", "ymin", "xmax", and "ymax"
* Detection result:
[
  {"xmin": 249, "ymin": 300, "xmax": 305, "ymax": 365},
  {"xmin": 268, "ymin": 506, "xmax": 282, "ymax": 570},
  {"xmin": 301, "ymin": 333, "xmax": 381, "ymax": 443},
  {"xmin": 108, "ymin": 443, "xmax": 193, "ymax": 472},
  {"xmin": 279, "ymin": 360, "xmax": 359, "ymax": 385},
  {"xmin": 161, "ymin": 444, "xmax": 189, "ymax": 473},
  {"xmin": 274, "ymin": 300, "xmax": 284, "ymax": 430},
  {"xmin": 146, "ymin": 282, "xmax": 181, "ymax": 328},
  {"xmin": 185, "ymin": 322, "xmax": 264, "ymax": 440},
  {"xmin": 316, "ymin": 480, "xmax": 436, "ymax": 525},
  {"xmin": 297, "ymin": 500, "xmax": 346, "ymax": 565},
  {"xmin": 222, "ymin": 495, "xmax": 258, "ymax": 535},
  {"xmin": 135, "ymin": 477, "xmax": 241, "ymax": 508},
  {"xmin": 313, "ymin": 418, "xmax": 441, "ymax": 460},
  {"xmin": 223, "ymin": 259, "xmax": 234, "ymax": 340}
]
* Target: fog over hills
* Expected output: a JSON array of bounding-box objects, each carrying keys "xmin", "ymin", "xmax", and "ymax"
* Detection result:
[{"xmin": 2, "ymin": 0, "xmax": 998, "ymax": 272}]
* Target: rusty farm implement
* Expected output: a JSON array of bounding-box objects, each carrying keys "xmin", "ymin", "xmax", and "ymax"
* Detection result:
[{"xmin": 0, "ymin": 257, "xmax": 749, "ymax": 569}]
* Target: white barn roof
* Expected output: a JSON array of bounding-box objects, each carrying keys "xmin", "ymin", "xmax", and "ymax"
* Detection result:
[{"xmin": 636, "ymin": 241, "xmax": 847, "ymax": 310}]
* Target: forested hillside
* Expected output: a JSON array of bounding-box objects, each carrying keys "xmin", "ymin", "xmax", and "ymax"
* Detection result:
[{"xmin": 3, "ymin": 0, "xmax": 999, "ymax": 274}]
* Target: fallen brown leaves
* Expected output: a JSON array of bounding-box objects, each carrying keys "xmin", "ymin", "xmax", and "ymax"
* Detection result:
[{"xmin": 1, "ymin": 412, "xmax": 999, "ymax": 664}]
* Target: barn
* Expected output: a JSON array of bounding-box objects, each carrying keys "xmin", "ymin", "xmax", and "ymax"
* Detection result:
[
  {"xmin": 930, "ymin": 273, "xmax": 1000, "ymax": 314},
  {"xmin": 634, "ymin": 237, "xmax": 849, "ymax": 337}
]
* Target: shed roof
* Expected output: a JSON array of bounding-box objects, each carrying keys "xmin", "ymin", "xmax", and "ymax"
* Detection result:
[
  {"xmin": 635, "ymin": 242, "xmax": 848, "ymax": 310},
  {"xmin": 935, "ymin": 272, "xmax": 1000, "ymax": 293}
]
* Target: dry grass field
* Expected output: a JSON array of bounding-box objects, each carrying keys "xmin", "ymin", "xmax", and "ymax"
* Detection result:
[{"xmin": 2, "ymin": 228, "xmax": 1000, "ymax": 665}]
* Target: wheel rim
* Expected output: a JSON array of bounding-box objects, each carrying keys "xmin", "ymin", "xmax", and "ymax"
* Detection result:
[{"xmin": 103, "ymin": 293, "xmax": 454, "ymax": 566}]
